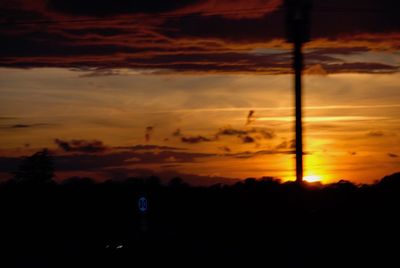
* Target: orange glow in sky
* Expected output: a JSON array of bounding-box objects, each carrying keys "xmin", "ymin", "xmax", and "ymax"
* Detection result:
[
  {"xmin": 303, "ymin": 175, "xmax": 322, "ymax": 183},
  {"xmin": 0, "ymin": 68, "xmax": 399, "ymax": 184},
  {"xmin": 0, "ymin": 0, "xmax": 399, "ymax": 185}
]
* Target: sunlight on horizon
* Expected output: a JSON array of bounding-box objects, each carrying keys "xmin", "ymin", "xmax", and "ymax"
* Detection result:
[
  {"xmin": 0, "ymin": 68, "xmax": 399, "ymax": 184},
  {"xmin": 303, "ymin": 175, "xmax": 322, "ymax": 183}
]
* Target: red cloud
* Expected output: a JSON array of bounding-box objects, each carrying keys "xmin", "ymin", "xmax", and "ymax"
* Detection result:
[{"xmin": 0, "ymin": 0, "xmax": 399, "ymax": 73}]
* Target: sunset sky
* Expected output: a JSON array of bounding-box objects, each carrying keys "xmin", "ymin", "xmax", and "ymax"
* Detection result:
[{"xmin": 0, "ymin": 0, "xmax": 399, "ymax": 184}]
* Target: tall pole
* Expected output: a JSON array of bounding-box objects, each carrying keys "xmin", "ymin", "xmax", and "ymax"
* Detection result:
[
  {"xmin": 294, "ymin": 39, "xmax": 303, "ymax": 183},
  {"xmin": 285, "ymin": 0, "xmax": 312, "ymax": 183}
]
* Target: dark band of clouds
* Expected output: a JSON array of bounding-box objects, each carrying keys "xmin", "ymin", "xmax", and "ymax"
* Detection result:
[{"xmin": 0, "ymin": 0, "xmax": 399, "ymax": 73}]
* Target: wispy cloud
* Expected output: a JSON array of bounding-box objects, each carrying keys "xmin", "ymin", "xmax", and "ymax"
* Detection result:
[
  {"xmin": 181, "ymin": 135, "xmax": 214, "ymax": 144},
  {"xmin": 258, "ymin": 116, "xmax": 387, "ymax": 122},
  {"xmin": 54, "ymin": 139, "xmax": 108, "ymax": 153},
  {"xmin": 246, "ymin": 110, "xmax": 255, "ymax": 125},
  {"xmin": 115, "ymin": 145, "xmax": 186, "ymax": 151},
  {"xmin": 367, "ymin": 131, "xmax": 385, "ymax": 137},
  {"xmin": 0, "ymin": 123, "xmax": 54, "ymax": 130},
  {"xmin": 145, "ymin": 126, "xmax": 154, "ymax": 142}
]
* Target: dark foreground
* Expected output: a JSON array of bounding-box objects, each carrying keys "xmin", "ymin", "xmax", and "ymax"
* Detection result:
[{"xmin": 1, "ymin": 173, "xmax": 400, "ymax": 267}]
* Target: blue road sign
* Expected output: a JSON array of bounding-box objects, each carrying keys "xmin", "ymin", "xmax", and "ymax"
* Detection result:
[{"xmin": 138, "ymin": 197, "xmax": 148, "ymax": 213}]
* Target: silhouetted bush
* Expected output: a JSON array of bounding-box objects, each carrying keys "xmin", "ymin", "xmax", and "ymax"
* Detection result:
[{"xmin": 1, "ymin": 171, "xmax": 400, "ymax": 267}]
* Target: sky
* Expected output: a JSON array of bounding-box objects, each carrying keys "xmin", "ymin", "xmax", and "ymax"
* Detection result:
[{"xmin": 0, "ymin": 0, "xmax": 399, "ymax": 184}]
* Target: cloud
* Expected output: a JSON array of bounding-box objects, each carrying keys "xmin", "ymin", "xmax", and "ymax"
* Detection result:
[
  {"xmin": 216, "ymin": 126, "xmax": 275, "ymax": 143},
  {"xmin": 242, "ymin": 135, "xmax": 255, "ymax": 143},
  {"xmin": 275, "ymin": 141, "xmax": 288, "ymax": 150},
  {"xmin": 387, "ymin": 153, "xmax": 398, "ymax": 158},
  {"xmin": 256, "ymin": 129, "xmax": 275, "ymax": 139},
  {"xmin": 0, "ymin": 145, "xmax": 217, "ymax": 174},
  {"xmin": 116, "ymin": 144, "xmax": 186, "ymax": 151},
  {"xmin": 217, "ymin": 127, "xmax": 248, "ymax": 136},
  {"xmin": 177, "ymin": 125, "xmax": 275, "ymax": 145},
  {"xmin": 145, "ymin": 126, "xmax": 154, "ymax": 142},
  {"xmin": 54, "ymin": 138, "xmax": 108, "ymax": 153},
  {"xmin": 0, "ymin": 123, "xmax": 53, "ymax": 130},
  {"xmin": 304, "ymin": 64, "xmax": 328, "ymax": 75},
  {"xmin": 11, "ymin": 124, "xmax": 31, "ymax": 128},
  {"xmin": 54, "ymin": 149, "xmax": 216, "ymax": 171},
  {"xmin": 0, "ymin": 0, "xmax": 399, "ymax": 73},
  {"xmin": 172, "ymin": 128, "xmax": 182, "ymax": 137},
  {"xmin": 78, "ymin": 68, "xmax": 122, "ymax": 77},
  {"xmin": 367, "ymin": 131, "xmax": 385, "ymax": 137},
  {"xmin": 289, "ymin": 140, "xmax": 295, "ymax": 149},
  {"xmin": 46, "ymin": 0, "xmax": 200, "ymax": 16},
  {"xmin": 181, "ymin": 135, "xmax": 214, "ymax": 144},
  {"xmin": 322, "ymin": 62, "xmax": 399, "ymax": 74},
  {"xmin": 227, "ymin": 149, "xmax": 295, "ymax": 159},
  {"xmin": 173, "ymin": 0, "xmax": 282, "ymax": 19},
  {"xmin": 219, "ymin": 146, "xmax": 231, "ymax": 152},
  {"xmin": 246, "ymin": 110, "xmax": 255, "ymax": 125}
]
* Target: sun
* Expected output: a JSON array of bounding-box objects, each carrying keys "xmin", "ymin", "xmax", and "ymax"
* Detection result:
[{"xmin": 303, "ymin": 175, "xmax": 322, "ymax": 183}]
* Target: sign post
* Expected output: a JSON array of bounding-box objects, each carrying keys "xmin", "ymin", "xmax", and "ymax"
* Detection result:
[{"xmin": 138, "ymin": 196, "xmax": 148, "ymax": 233}]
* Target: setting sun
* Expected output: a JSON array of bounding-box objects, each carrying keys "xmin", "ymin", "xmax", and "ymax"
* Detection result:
[{"xmin": 303, "ymin": 175, "xmax": 322, "ymax": 183}]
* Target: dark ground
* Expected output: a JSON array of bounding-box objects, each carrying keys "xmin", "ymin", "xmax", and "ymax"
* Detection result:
[{"xmin": 1, "ymin": 173, "xmax": 400, "ymax": 268}]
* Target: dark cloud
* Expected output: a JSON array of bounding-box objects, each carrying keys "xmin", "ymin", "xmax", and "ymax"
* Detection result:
[
  {"xmin": 116, "ymin": 144, "xmax": 186, "ymax": 151},
  {"xmin": 322, "ymin": 62, "xmax": 399, "ymax": 74},
  {"xmin": 242, "ymin": 136, "xmax": 255, "ymax": 143},
  {"xmin": 78, "ymin": 68, "xmax": 122, "ymax": 77},
  {"xmin": 246, "ymin": 110, "xmax": 255, "ymax": 125},
  {"xmin": 0, "ymin": 123, "xmax": 53, "ymax": 129},
  {"xmin": 0, "ymin": 0, "xmax": 398, "ymax": 73},
  {"xmin": 289, "ymin": 139, "xmax": 296, "ymax": 149},
  {"xmin": 11, "ymin": 124, "xmax": 31, "ymax": 128},
  {"xmin": 0, "ymin": 145, "xmax": 216, "ymax": 174},
  {"xmin": 47, "ymin": 0, "xmax": 201, "ymax": 16},
  {"xmin": 216, "ymin": 126, "xmax": 275, "ymax": 143},
  {"xmin": 54, "ymin": 149, "xmax": 215, "ymax": 171},
  {"xmin": 177, "ymin": 126, "xmax": 275, "ymax": 145},
  {"xmin": 217, "ymin": 127, "xmax": 248, "ymax": 136},
  {"xmin": 54, "ymin": 138, "xmax": 108, "ymax": 153},
  {"xmin": 256, "ymin": 129, "xmax": 275, "ymax": 139},
  {"xmin": 181, "ymin": 135, "xmax": 214, "ymax": 144},
  {"xmin": 145, "ymin": 126, "xmax": 154, "ymax": 142},
  {"xmin": 227, "ymin": 149, "xmax": 295, "ymax": 159},
  {"xmin": 387, "ymin": 153, "xmax": 398, "ymax": 158},
  {"xmin": 367, "ymin": 131, "xmax": 385, "ymax": 137},
  {"xmin": 219, "ymin": 146, "xmax": 231, "ymax": 153},
  {"xmin": 275, "ymin": 141, "xmax": 288, "ymax": 150},
  {"xmin": 218, "ymin": 127, "xmax": 275, "ymax": 138},
  {"xmin": 310, "ymin": 0, "xmax": 400, "ymax": 38},
  {"xmin": 172, "ymin": 128, "xmax": 182, "ymax": 137},
  {"xmin": 304, "ymin": 64, "xmax": 328, "ymax": 75}
]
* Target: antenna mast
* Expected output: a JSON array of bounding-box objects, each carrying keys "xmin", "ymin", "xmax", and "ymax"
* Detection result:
[{"xmin": 285, "ymin": 0, "xmax": 312, "ymax": 183}]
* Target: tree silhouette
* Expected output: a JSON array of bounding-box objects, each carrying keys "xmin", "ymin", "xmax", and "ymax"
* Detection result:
[{"xmin": 13, "ymin": 149, "xmax": 54, "ymax": 184}]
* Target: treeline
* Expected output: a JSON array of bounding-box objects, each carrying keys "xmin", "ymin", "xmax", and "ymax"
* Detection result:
[{"xmin": 0, "ymin": 149, "xmax": 399, "ymax": 267}]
